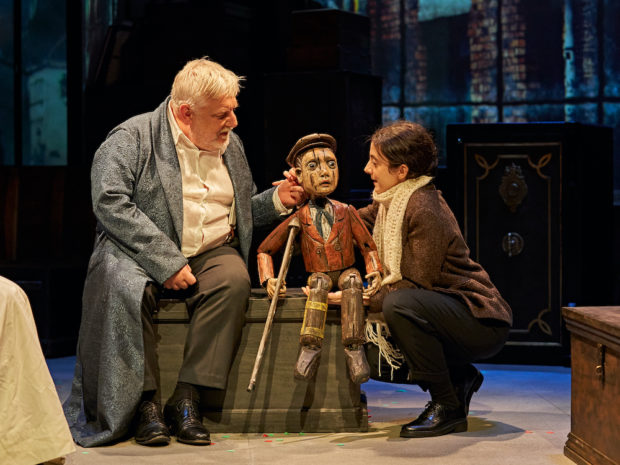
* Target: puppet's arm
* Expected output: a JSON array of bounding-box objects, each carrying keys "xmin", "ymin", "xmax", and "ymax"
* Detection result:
[
  {"xmin": 348, "ymin": 206, "xmax": 383, "ymax": 296},
  {"xmin": 257, "ymin": 214, "xmax": 298, "ymax": 297}
]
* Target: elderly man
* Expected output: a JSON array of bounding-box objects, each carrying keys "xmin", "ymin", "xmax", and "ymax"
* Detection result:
[{"xmin": 64, "ymin": 58, "xmax": 302, "ymax": 447}]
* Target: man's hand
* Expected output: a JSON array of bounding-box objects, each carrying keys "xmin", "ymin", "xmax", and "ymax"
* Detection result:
[
  {"xmin": 363, "ymin": 271, "xmax": 382, "ymax": 297},
  {"xmin": 266, "ymin": 278, "xmax": 287, "ymax": 299},
  {"xmin": 163, "ymin": 264, "xmax": 196, "ymax": 290},
  {"xmin": 273, "ymin": 168, "xmax": 306, "ymax": 207}
]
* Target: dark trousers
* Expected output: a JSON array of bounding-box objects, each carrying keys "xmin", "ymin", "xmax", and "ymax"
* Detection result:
[
  {"xmin": 141, "ymin": 244, "xmax": 250, "ymax": 394},
  {"xmin": 377, "ymin": 288, "xmax": 509, "ymax": 387}
]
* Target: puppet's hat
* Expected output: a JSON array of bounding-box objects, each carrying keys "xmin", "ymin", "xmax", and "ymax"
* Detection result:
[{"xmin": 286, "ymin": 133, "xmax": 337, "ymax": 167}]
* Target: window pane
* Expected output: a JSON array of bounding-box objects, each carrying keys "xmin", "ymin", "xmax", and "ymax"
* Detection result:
[
  {"xmin": 0, "ymin": 1, "xmax": 14, "ymax": 165},
  {"xmin": 369, "ymin": 0, "xmax": 402, "ymax": 104},
  {"xmin": 603, "ymin": 0, "xmax": 620, "ymax": 97},
  {"xmin": 21, "ymin": 0, "xmax": 67, "ymax": 165},
  {"xmin": 502, "ymin": 1, "xmax": 564, "ymax": 102}
]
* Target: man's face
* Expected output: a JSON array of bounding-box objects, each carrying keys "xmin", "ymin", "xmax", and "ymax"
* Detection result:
[
  {"xmin": 186, "ymin": 96, "xmax": 238, "ymax": 152},
  {"xmin": 295, "ymin": 147, "xmax": 339, "ymax": 199}
]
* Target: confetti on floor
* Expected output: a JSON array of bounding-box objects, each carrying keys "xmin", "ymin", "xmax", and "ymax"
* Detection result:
[
  {"xmin": 221, "ymin": 435, "xmax": 230, "ymax": 438},
  {"xmin": 336, "ymin": 443, "xmax": 345, "ymax": 446}
]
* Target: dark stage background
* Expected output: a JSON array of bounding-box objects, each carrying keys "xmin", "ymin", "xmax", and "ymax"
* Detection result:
[{"xmin": 0, "ymin": 0, "xmax": 618, "ymax": 365}]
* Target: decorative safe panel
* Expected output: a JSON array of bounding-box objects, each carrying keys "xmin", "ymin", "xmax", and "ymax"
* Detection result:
[{"xmin": 446, "ymin": 123, "xmax": 613, "ymax": 364}]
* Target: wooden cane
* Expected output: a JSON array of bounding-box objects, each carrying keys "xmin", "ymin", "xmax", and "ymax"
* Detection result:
[{"xmin": 247, "ymin": 217, "xmax": 301, "ymax": 392}]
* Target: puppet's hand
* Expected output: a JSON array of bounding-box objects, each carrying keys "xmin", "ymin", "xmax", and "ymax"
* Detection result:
[
  {"xmin": 266, "ymin": 278, "xmax": 287, "ymax": 299},
  {"xmin": 363, "ymin": 271, "xmax": 382, "ymax": 297}
]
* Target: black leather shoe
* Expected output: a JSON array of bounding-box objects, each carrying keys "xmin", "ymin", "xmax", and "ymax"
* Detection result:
[
  {"xmin": 400, "ymin": 401, "xmax": 467, "ymax": 438},
  {"xmin": 454, "ymin": 364, "xmax": 484, "ymax": 415},
  {"xmin": 164, "ymin": 398, "xmax": 211, "ymax": 445},
  {"xmin": 135, "ymin": 401, "xmax": 170, "ymax": 446}
]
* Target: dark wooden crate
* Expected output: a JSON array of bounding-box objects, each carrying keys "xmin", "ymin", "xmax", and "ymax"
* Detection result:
[
  {"xmin": 562, "ymin": 306, "xmax": 620, "ymax": 465},
  {"xmin": 154, "ymin": 288, "xmax": 368, "ymax": 433}
]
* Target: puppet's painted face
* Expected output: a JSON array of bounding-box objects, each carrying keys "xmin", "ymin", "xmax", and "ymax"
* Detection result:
[{"xmin": 295, "ymin": 148, "xmax": 339, "ymax": 199}]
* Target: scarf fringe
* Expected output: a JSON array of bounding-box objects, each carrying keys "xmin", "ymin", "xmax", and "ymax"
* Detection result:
[{"xmin": 364, "ymin": 319, "xmax": 404, "ymax": 381}]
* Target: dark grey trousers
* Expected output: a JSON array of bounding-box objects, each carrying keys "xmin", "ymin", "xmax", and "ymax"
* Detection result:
[
  {"xmin": 141, "ymin": 244, "xmax": 250, "ymax": 393},
  {"xmin": 372, "ymin": 288, "xmax": 509, "ymax": 387}
]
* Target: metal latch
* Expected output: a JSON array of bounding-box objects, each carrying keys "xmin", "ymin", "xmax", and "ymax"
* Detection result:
[{"xmin": 595, "ymin": 343, "xmax": 605, "ymax": 384}]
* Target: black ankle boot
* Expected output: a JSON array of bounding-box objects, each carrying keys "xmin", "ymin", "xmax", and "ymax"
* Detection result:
[
  {"xmin": 400, "ymin": 401, "xmax": 467, "ymax": 438},
  {"xmin": 454, "ymin": 364, "xmax": 484, "ymax": 415}
]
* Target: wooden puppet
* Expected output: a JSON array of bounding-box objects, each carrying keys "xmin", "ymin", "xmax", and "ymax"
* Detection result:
[{"xmin": 257, "ymin": 133, "xmax": 382, "ymax": 384}]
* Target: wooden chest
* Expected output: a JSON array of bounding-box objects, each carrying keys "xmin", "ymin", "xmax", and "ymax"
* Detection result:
[
  {"xmin": 153, "ymin": 288, "xmax": 367, "ymax": 433},
  {"xmin": 562, "ymin": 306, "xmax": 620, "ymax": 465}
]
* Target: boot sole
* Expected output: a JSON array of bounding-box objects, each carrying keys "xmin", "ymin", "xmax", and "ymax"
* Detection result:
[
  {"xmin": 176, "ymin": 436, "xmax": 211, "ymax": 446},
  {"xmin": 400, "ymin": 418, "xmax": 468, "ymax": 438},
  {"xmin": 135, "ymin": 434, "xmax": 171, "ymax": 446}
]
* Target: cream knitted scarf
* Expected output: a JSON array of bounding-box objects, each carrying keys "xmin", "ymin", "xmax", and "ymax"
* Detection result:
[{"xmin": 372, "ymin": 175, "xmax": 433, "ymax": 285}]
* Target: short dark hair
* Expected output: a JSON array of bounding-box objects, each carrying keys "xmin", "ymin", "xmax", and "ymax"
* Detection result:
[{"xmin": 371, "ymin": 120, "xmax": 438, "ymax": 178}]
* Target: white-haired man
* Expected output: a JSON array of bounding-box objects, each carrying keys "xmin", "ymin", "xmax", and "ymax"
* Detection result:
[{"xmin": 63, "ymin": 58, "xmax": 302, "ymax": 447}]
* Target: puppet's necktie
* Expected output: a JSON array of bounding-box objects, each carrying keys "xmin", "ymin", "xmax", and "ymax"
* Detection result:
[{"xmin": 314, "ymin": 204, "xmax": 333, "ymax": 240}]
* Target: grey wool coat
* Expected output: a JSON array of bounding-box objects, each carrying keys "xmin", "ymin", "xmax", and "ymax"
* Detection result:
[{"xmin": 63, "ymin": 98, "xmax": 282, "ymax": 447}]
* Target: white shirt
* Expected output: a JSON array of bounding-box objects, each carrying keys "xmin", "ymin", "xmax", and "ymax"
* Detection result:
[
  {"xmin": 167, "ymin": 102, "xmax": 291, "ymax": 258},
  {"xmin": 167, "ymin": 103, "xmax": 234, "ymax": 257}
]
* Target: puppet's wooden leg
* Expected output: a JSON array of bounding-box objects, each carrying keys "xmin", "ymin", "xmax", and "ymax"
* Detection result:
[
  {"xmin": 295, "ymin": 272, "xmax": 332, "ymax": 381},
  {"xmin": 339, "ymin": 269, "xmax": 370, "ymax": 384}
]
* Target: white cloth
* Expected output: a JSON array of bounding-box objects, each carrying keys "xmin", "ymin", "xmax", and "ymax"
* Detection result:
[
  {"xmin": 0, "ymin": 276, "xmax": 75, "ymax": 465},
  {"xmin": 372, "ymin": 175, "xmax": 433, "ymax": 285}
]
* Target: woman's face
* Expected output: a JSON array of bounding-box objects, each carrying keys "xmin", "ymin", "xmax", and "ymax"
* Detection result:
[{"xmin": 364, "ymin": 143, "xmax": 405, "ymax": 194}]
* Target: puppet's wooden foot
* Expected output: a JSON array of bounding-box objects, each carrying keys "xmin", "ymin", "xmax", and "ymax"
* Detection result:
[
  {"xmin": 294, "ymin": 345, "xmax": 322, "ymax": 381},
  {"xmin": 344, "ymin": 345, "xmax": 370, "ymax": 384}
]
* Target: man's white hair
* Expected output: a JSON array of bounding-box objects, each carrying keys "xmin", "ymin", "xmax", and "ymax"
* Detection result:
[{"xmin": 170, "ymin": 57, "xmax": 243, "ymax": 109}]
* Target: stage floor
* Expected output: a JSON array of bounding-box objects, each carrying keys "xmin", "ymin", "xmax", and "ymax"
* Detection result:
[{"xmin": 48, "ymin": 357, "xmax": 573, "ymax": 465}]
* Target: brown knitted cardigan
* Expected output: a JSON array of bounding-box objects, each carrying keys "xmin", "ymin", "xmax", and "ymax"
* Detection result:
[{"xmin": 358, "ymin": 183, "xmax": 512, "ymax": 325}]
